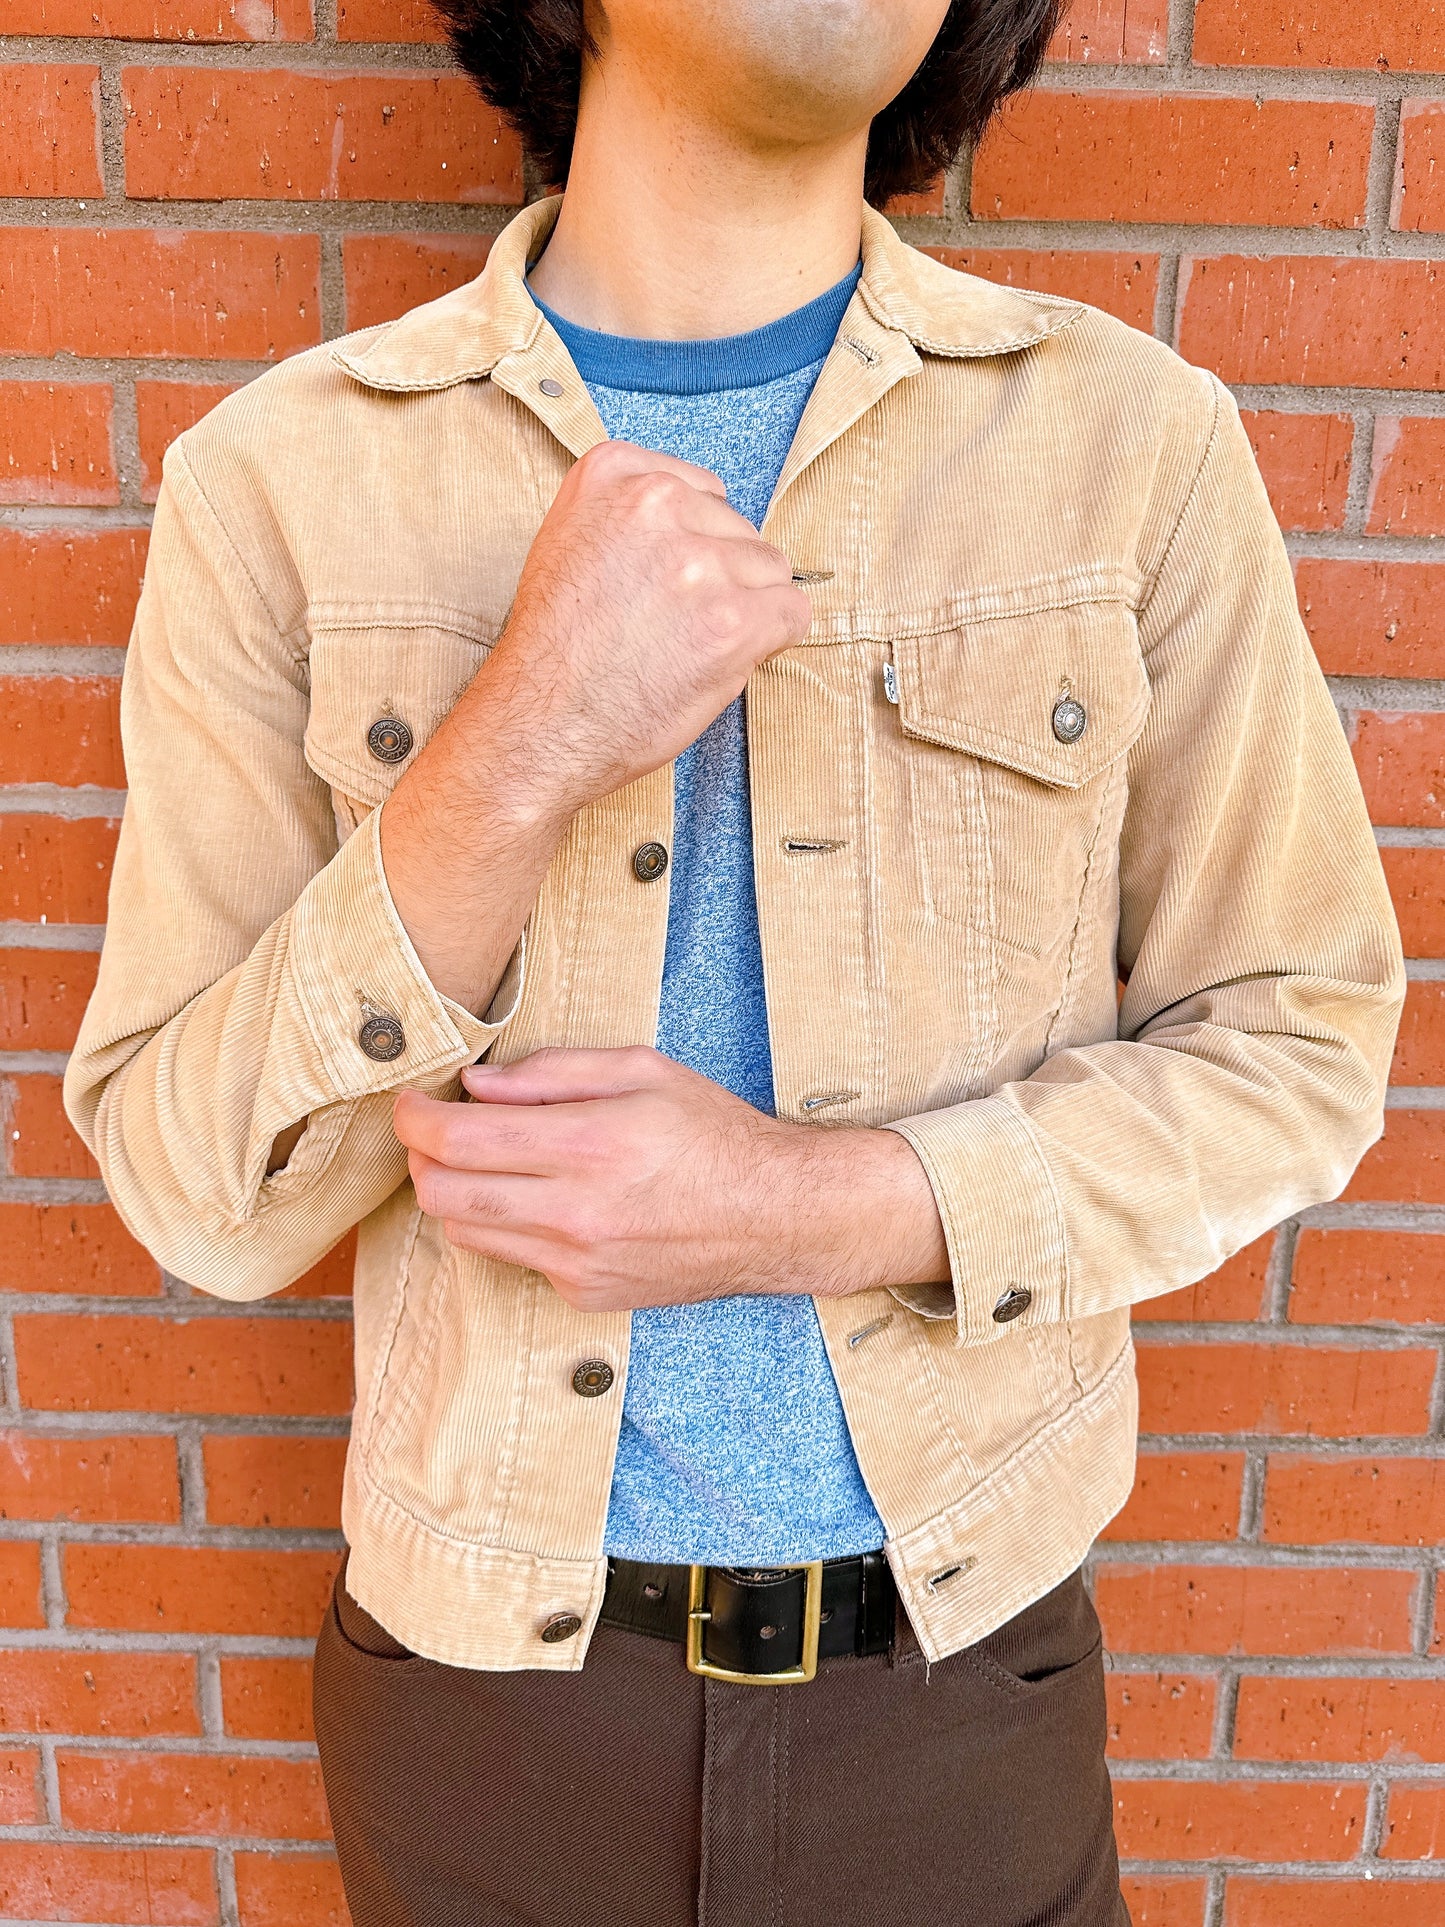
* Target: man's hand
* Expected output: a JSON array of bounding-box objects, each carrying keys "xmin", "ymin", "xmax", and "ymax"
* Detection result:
[
  {"xmin": 379, "ymin": 443, "xmax": 811, "ymax": 1014},
  {"xmin": 392, "ymin": 1047, "xmax": 951, "ymax": 1313}
]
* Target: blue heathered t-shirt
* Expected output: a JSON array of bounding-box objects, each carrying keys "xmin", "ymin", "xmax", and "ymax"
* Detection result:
[{"xmin": 532, "ymin": 267, "xmax": 886, "ymax": 1565}]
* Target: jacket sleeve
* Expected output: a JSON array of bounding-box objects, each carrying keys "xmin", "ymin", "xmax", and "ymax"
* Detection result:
[
  {"xmin": 63, "ymin": 443, "xmax": 520, "ymax": 1301},
  {"xmin": 884, "ymin": 377, "xmax": 1406, "ymax": 1346}
]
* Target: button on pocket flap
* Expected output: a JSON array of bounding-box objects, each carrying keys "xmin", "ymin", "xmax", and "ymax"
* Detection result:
[
  {"xmin": 893, "ymin": 601, "xmax": 1149, "ymax": 790},
  {"xmin": 304, "ymin": 624, "xmax": 492, "ymax": 808}
]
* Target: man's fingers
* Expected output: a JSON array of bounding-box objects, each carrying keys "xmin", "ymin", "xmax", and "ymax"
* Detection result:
[
  {"xmin": 406, "ymin": 1149, "xmax": 549, "ymax": 1227},
  {"xmin": 575, "ymin": 438, "xmax": 728, "ymax": 499},
  {"xmin": 462, "ymin": 1045, "xmax": 670, "ymax": 1108}
]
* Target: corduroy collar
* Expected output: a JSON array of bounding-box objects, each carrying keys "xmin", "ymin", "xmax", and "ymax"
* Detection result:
[{"xmin": 331, "ymin": 196, "xmax": 1084, "ymax": 395}]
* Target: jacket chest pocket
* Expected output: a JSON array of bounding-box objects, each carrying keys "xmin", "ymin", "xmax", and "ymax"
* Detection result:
[
  {"xmin": 303, "ymin": 621, "xmax": 495, "ymax": 835},
  {"xmin": 887, "ymin": 600, "xmax": 1149, "ymax": 964}
]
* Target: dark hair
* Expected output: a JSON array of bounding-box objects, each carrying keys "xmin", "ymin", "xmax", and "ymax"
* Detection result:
[{"xmin": 429, "ymin": 0, "xmax": 1063, "ymax": 205}]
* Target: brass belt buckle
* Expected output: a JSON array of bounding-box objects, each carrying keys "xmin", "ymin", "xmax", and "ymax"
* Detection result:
[{"xmin": 685, "ymin": 1561, "xmax": 825, "ymax": 1685}]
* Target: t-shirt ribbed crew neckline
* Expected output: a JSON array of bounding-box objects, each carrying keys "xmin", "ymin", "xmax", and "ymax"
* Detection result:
[{"xmin": 528, "ymin": 261, "xmax": 862, "ymax": 396}]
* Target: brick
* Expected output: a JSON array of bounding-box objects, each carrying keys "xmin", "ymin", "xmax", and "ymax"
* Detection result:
[
  {"xmin": 13, "ymin": 1312, "xmax": 354, "ymax": 1416},
  {"xmin": 1236, "ymin": 1675, "xmax": 1445, "ymax": 1763},
  {"xmin": 1393, "ymin": 980, "xmax": 1445, "ymax": 1082},
  {"xmin": 1226, "ymin": 1884, "xmax": 1445, "ymax": 1927},
  {"xmin": 1178, "ymin": 257, "xmax": 1445, "ymax": 390},
  {"xmin": 1106, "ymin": 1672, "xmax": 1216, "ymax": 1759},
  {"xmin": 0, "ymin": 676, "xmax": 123, "ymax": 786},
  {"xmin": 1289, "ymin": 1227, "xmax": 1445, "ymax": 1324},
  {"xmin": 883, "ymin": 179, "xmax": 945, "ymax": 218},
  {"xmin": 1133, "ymin": 1234, "xmax": 1272, "ymax": 1323},
  {"xmin": 1115, "ymin": 1777, "xmax": 1365, "ymax": 1861},
  {"xmin": 1368, "ymin": 417, "xmax": 1445, "ymax": 534},
  {"xmin": 0, "ymin": 948, "xmax": 99, "ymax": 1051},
  {"xmin": 1121, "ymin": 1879, "xmax": 1207, "ymax": 1927},
  {"xmin": 1397, "ymin": 101, "xmax": 1445, "ymax": 233},
  {"xmin": 0, "ymin": 1650, "xmax": 199, "ymax": 1737},
  {"xmin": 1237, "ymin": 411, "xmax": 1352, "ymax": 532},
  {"xmin": 342, "ymin": 232, "xmax": 493, "ymax": 330},
  {"xmin": 1297, "ymin": 560, "xmax": 1445, "ymax": 679},
  {"xmin": 0, "ymin": 815, "xmax": 118, "ymax": 922},
  {"xmin": 0, "ymin": 382, "xmax": 115, "ymax": 506},
  {"xmin": 5, "ymin": 1073, "xmax": 100, "ymax": 1180},
  {"xmin": 1046, "ymin": 0, "xmax": 1169, "ymax": 62},
  {"xmin": 1350, "ymin": 711, "xmax": 1445, "ymax": 829},
  {"xmin": 1095, "ymin": 1563, "xmax": 1417, "ymax": 1655},
  {"xmin": 336, "ymin": 0, "xmax": 440, "ymax": 38},
  {"xmin": 65, "ymin": 1545, "xmax": 340, "ymax": 1635},
  {"xmin": 282, "ymin": 1227, "xmax": 357, "ymax": 1299},
  {"xmin": 0, "ymin": 1203, "xmax": 161, "ymax": 1297},
  {"xmin": 124, "ymin": 68, "xmax": 524, "ymax": 205},
  {"xmin": 1343, "ymin": 1108, "xmax": 1445, "ymax": 1203},
  {"xmin": 1265, "ymin": 1457, "xmax": 1445, "ymax": 1547},
  {"xmin": 6, "ymin": 0, "xmax": 312, "ymax": 37},
  {"xmin": 0, "ymin": 229, "xmax": 320, "ymax": 361},
  {"xmin": 1382, "ymin": 1782, "xmax": 1445, "ymax": 1858},
  {"xmin": 233, "ymin": 1851, "xmax": 347, "ymax": 1927},
  {"xmin": 203, "ymin": 1434, "xmax": 346, "ymax": 1527},
  {"xmin": 924, "ymin": 247, "xmax": 1158, "ymax": 330},
  {"xmin": 1194, "ymin": 0, "xmax": 1445, "ymax": 70},
  {"xmin": 0, "ymin": 65, "xmax": 103, "ymax": 198},
  {"xmin": 219, "ymin": 1656, "xmax": 313, "ymax": 1741},
  {"xmin": 0, "ymin": 1543, "xmax": 44, "ymax": 1629},
  {"xmin": 0, "ymin": 1748, "xmax": 41, "ymax": 1823},
  {"xmin": 1383, "ymin": 849, "xmax": 1445, "ymax": 957},
  {"xmin": 0, "ymin": 525, "xmax": 146, "ymax": 646},
  {"xmin": 59, "ymin": 1750, "xmax": 331, "ymax": 1840},
  {"xmin": 973, "ymin": 93, "xmax": 1371, "ymax": 229},
  {"xmin": 0, "ymin": 1431, "xmax": 179, "ymax": 1523},
  {"xmin": 136, "ymin": 381, "xmax": 240, "ymax": 503},
  {"xmin": 1101, "ymin": 1452, "xmax": 1245, "ymax": 1541},
  {"xmin": 1134, "ymin": 1341, "xmax": 1435, "ymax": 1437},
  {"xmin": 0, "ymin": 1841, "xmax": 216, "ymax": 1924}
]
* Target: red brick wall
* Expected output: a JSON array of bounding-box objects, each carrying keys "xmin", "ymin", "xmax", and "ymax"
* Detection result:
[{"xmin": 1, "ymin": 3, "xmax": 1442, "ymax": 1922}]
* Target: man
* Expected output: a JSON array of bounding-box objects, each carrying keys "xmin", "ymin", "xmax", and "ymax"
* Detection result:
[{"xmin": 67, "ymin": 0, "xmax": 1404, "ymax": 1920}]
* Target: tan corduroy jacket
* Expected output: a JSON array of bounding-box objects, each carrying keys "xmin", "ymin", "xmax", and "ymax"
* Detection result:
[{"xmin": 67, "ymin": 196, "xmax": 1404, "ymax": 1670}]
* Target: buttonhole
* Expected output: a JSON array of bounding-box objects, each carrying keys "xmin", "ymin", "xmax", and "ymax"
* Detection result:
[
  {"xmin": 782, "ymin": 837, "xmax": 846, "ymax": 854},
  {"xmin": 925, "ymin": 1557, "xmax": 978, "ymax": 1594},
  {"xmin": 801, "ymin": 1091, "xmax": 860, "ymax": 1113},
  {"xmin": 842, "ymin": 335, "xmax": 879, "ymax": 365},
  {"xmin": 790, "ymin": 568, "xmax": 836, "ymax": 586},
  {"xmin": 847, "ymin": 1313, "xmax": 894, "ymax": 1349}
]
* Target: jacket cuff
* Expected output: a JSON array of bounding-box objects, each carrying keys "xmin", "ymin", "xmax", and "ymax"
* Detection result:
[
  {"xmin": 289, "ymin": 807, "xmax": 524, "ymax": 1101},
  {"xmin": 882, "ymin": 1094, "xmax": 1069, "ymax": 1346}
]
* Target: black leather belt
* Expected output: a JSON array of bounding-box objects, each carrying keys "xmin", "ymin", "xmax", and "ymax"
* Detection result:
[{"xmin": 602, "ymin": 1552, "xmax": 896, "ymax": 1684}]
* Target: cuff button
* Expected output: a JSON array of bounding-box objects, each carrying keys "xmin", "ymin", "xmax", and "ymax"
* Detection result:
[
  {"xmin": 992, "ymin": 1286, "xmax": 1032, "ymax": 1324},
  {"xmin": 358, "ymin": 1012, "xmax": 406, "ymax": 1061},
  {"xmin": 367, "ymin": 716, "xmax": 414, "ymax": 764}
]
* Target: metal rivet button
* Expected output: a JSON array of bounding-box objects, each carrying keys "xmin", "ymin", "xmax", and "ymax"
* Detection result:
[
  {"xmin": 538, "ymin": 377, "xmax": 564, "ymax": 397},
  {"xmin": 571, "ymin": 1359, "xmax": 614, "ymax": 1398},
  {"xmin": 368, "ymin": 716, "xmax": 413, "ymax": 764},
  {"xmin": 632, "ymin": 841, "xmax": 669, "ymax": 882},
  {"xmin": 358, "ymin": 1012, "xmax": 405, "ymax": 1062},
  {"xmin": 1052, "ymin": 696, "xmax": 1087, "ymax": 744},
  {"xmin": 992, "ymin": 1286, "xmax": 1032, "ymax": 1324},
  {"xmin": 540, "ymin": 1611, "xmax": 582, "ymax": 1643}
]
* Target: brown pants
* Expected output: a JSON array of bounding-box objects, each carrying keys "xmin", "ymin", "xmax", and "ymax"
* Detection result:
[{"xmin": 314, "ymin": 1554, "xmax": 1129, "ymax": 1927}]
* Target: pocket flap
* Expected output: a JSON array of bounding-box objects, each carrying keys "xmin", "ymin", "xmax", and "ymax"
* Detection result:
[
  {"xmin": 893, "ymin": 601, "xmax": 1149, "ymax": 789},
  {"xmin": 304, "ymin": 623, "xmax": 493, "ymax": 807}
]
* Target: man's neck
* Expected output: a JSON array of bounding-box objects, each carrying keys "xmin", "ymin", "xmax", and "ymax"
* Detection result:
[{"xmin": 525, "ymin": 56, "xmax": 867, "ymax": 341}]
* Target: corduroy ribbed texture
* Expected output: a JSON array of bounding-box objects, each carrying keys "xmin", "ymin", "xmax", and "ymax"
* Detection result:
[{"xmin": 65, "ymin": 198, "xmax": 1405, "ymax": 1671}]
